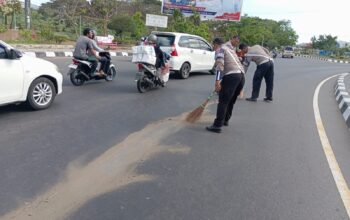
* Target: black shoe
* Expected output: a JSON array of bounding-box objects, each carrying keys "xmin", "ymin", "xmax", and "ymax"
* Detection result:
[
  {"xmin": 245, "ymin": 97, "xmax": 257, "ymax": 102},
  {"xmin": 263, "ymin": 97, "xmax": 273, "ymax": 102},
  {"xmin": 206, "ymin": 125, "xmax": 222, "ymax": 133},
  {"xmin": 223, "ymin": 121, "xmax": 229, "ymax": 126}
]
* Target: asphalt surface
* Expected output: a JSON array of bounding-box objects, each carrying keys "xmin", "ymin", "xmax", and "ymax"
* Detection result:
[{"xmin": 1, "ymin": 57, "xmax": 350, "ymax": 219}]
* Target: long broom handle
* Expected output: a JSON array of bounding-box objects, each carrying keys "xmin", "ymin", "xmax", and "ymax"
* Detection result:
[{"xmin": 200, "ymin": 91, "xmax": 216, "ymax": 108}]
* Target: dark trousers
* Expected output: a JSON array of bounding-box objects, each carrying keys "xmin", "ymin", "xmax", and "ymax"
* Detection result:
[
  {"xmin": 99, "ymin": 57, "xmax": 110, "ymax": 74},
  {"xmin": 214, "ymin": 73, "xmax": 245, "ymax": 127},
  {"xmin": 86, "ymin": 57, "xmax": 98, "ymax": 75},
  {"xmin": 251, "ymin": 61, "xmax": 274, "ymax": 99}
]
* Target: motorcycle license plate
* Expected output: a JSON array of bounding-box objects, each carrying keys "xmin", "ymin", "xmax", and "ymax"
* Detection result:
[{"xmin": 68, "ymin": 64, "xmax": 77, "ymax": 69}]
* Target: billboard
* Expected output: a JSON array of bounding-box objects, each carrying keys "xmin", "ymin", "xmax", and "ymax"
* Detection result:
[
  {"xmin": 146, "ymin": 14, "xmax": 168, "ymax": 28},
  {"xmin": 162, "ymin": 0, "xmax": 243, "ymax": 21}
]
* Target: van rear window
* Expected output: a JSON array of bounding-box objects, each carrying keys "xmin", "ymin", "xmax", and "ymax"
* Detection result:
[
  {"xmin": 284, "ymin": 46, "xmax": 293, "ymax": 51},
  {"xmin": 156, "ymin": 35, "xmax": 175, "ymax": 46}
]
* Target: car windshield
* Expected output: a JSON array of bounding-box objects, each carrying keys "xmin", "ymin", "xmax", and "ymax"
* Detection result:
[
  {"xmin": 156, "ymin": 35, "xmax": 175, "ymax": 47},
  {"xmin": 0, "ymin": 40, "xmax": 14, "ymax": 49},
  {"xmin": 284, "ymin": 46, "xmax": 293, "ymax": 51}
]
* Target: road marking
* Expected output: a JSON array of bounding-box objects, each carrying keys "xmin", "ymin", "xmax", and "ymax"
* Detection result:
[{"xmin": 313, "ymin": 73, "xmax": 350, "ymax": 217}]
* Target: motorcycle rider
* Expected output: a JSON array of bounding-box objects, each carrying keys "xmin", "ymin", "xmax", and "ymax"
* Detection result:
[
  {"xmin": 146, "ymin": 34, "xmax": 170, "ymax": 85},
  {"xmin": 146, "ymin": 34, "xmax": 168, "ymax": 70},
  {"xmin": 73, "ymin": 28, "xmax": 103, "ymax": 77},
  {"xmin": 89, "ymin": 30, "xmax": 111, "ymax": 76},
  {"xmin": 90, "ymin": 30, "xmax": 104, "ymax": 52}
]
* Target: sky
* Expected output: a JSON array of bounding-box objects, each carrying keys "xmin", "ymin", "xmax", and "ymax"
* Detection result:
[{"xmin": 30, "ymin": 0, "xmax": 350, "ymax": 43}]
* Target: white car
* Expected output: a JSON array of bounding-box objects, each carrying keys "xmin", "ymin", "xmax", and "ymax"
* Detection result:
[
  {"xmin": 0, "ymin": 40, "xmax": 63, "ymax": 110},
  {"xmin": 282, "ymin": 46, "xmax": 294, "ymax": 58},
  {"xmin": 152, "ymin": 32, "xmax": 215, "ymax": 79}
]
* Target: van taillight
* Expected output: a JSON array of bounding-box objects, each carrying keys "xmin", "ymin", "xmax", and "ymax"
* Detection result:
[{"xmin": 170, "ymin": 45, "xmax": 178, "ymax": 56}]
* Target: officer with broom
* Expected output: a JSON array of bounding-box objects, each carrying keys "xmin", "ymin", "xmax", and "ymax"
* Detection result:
[{"xmin": 206, "ymin": 37, "xmax": 245, "ymax": 133}]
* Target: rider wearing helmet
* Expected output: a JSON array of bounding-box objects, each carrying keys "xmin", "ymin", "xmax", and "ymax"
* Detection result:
[
  {"xmin": 147, "ymin": 34, "xmax": 167, "ymax": 69},
  {"xmin": 73, "ymin": 28, "xmax": 102, "ymax": 77}
]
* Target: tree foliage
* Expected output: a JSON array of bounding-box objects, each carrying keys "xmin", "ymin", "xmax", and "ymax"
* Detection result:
[
  {"xmin": 311, "ymin": 34, "xmax": 338, "ymax": 51},
  {"xmin": 0, "ymin": 0, "xmax": 301, "ymax": 49}
]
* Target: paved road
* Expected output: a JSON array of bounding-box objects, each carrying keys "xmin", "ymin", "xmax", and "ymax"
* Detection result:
[{"xmin": 0, "ymin": 57, "xmax": 350, "ymax": 219}]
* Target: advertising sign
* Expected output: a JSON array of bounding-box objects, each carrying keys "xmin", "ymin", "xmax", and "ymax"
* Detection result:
[
  {"xmin": 162, "ymin": 0, "xmax": 243, "ymax": 21},
  {"xmin": 146, "ymin": 14, "xmax": 168, "ymax": 28}
]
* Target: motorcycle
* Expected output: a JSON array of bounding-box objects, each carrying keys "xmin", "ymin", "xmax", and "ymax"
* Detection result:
[
  {"xmin": 135, "ymin": 62, "xmax": 168, "ymax": 93},
  {"xmin": 272, "ymin": 51, "xmax": 277, "ymax": 59},
  {"xmin": 67, "ymin": 52, "xmax": 117, "ymax": 86}
]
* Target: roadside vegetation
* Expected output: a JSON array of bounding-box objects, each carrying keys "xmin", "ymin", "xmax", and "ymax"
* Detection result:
[{"xmin": 0, "ymin": 0, "xmax": 349, "ymax": 59}]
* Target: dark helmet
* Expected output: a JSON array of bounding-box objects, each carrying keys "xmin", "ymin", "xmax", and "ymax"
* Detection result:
[
  {"xmin": 212, "ymin": 37, "xmax": 224, "ymax": 45},
  {"xmin": 147, "ymin": 34, "xmax": 157, "ymax": 43},
  {"xmin": 83, "ymin": 28, "xmax": 92, "ymax": 36}
]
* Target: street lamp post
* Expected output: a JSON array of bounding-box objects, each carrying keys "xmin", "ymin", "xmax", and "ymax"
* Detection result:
[{"xmin": 25, "ymin": 0, "xmax": 31, "ymax": 29}]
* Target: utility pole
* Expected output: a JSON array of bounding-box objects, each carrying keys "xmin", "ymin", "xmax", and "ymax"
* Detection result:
[{"xmin": 25, "ymin": 0, "xmax": 31, "ymax": 29}]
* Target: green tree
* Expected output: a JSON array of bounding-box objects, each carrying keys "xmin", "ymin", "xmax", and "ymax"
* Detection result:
[
  {"xmin": 108, "ymin": 14, "xmax": 135, "ymax": 38},
  {"xmin": 311, "ymin": 34, "xmax": 338, "ymax": 51},
  {"xmin": 89, "ymin": 0, "xmax": 119, "ymax": 35},
  {"xmin": 39, "ymin": 0, "xmax": 87, "ymax": 37},
  {"xmin": 0, "ymin": 0, "xmax": 21, "ymax": 29},
  {"xmin": 132, "ymin": 11, "xmax": 146, "ymax": 39}
]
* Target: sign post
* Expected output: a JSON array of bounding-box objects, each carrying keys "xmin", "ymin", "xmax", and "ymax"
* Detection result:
[{"xmin": 146, "ymin": 14, "xmax": 168, "ymax": 29}]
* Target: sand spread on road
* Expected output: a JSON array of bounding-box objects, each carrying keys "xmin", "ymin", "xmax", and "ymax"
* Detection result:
[{"xmin": 1, "ymin": 109, "xmax": 214, "ymax": 220}]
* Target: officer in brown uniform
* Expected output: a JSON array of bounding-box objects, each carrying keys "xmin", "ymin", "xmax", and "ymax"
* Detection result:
[
  {"xmin": 239, "ymin": 44, "xmax": 274, "ymax": 102},
  {"xmin": 206, "ymin": 37, "xmax": 245, "ymax": 133}
]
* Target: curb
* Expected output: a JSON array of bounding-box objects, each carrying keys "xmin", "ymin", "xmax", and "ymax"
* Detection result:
[
  {"xmin": 296, "ymin": 54, "xmax": 350, "ymax": 64},
  {"xmin": 23, "ymin": 51, "xmax": 131, "ymax": 58},
  {"xmin": 334, "ymin": 73, "xmax": 350, "ymax": 128}
]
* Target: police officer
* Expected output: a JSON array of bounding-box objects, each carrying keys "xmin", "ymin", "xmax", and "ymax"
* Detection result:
[
  {"xmin": 239, "ymin": 44, "xmax": 274, "ymax": 102},
  {"xmin": 206, "ymin": 37, "xmax": 245, "ymax": 133}
]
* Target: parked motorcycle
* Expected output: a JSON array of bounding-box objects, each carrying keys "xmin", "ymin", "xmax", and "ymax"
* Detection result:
[
  {"xmin": 135, "ymin": 62, "xmax": 168, "ymax": 93},
  {"xmin": 67, "ymin": 52, "xmax": 117, "ymax": 86}
]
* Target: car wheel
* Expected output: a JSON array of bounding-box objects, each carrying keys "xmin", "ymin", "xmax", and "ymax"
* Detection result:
[
  {"xmin": 26, "ymin": 77, "xmax": 56, "ymax": 110},
  {"xmin": 178, "ymin": 62, "xmax": 191, "ymax": 79}
]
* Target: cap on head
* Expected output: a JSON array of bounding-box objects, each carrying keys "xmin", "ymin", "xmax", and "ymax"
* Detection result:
[{"xmin": 212, "ymin": 37, "xmax": 224, "ymax": 45}]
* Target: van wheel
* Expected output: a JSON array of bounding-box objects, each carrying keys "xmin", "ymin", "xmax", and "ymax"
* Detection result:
[
  {"xmin": 26, "ymin": 77, "xmax": 56, "ymax": 110},
  {"xmin": 178, "ymin": 62, "xmax": 191, "ymax": 79}
]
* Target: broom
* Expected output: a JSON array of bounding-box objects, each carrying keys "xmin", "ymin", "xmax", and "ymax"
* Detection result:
[{"xmin": 186, "ymin": 91, "xmax": 216, "ymax": 123}]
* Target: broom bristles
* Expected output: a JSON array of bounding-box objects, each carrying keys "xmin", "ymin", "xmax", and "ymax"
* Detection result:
[{"xmin": 185, "ymin": 99, "xmax": 210, "ymax": 123}]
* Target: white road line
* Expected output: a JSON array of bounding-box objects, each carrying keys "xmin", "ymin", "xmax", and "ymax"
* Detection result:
[{"xmin": 313, "ymin": 73, "xmax": 350, "ymax": 218}]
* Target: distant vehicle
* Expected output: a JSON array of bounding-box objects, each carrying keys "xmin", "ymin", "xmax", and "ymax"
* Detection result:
[
  {"xmin": 0, "ymin": 40, "xmax": 63, "ymax": 110},
  {"xmin": 282, "ymin": 46, "xmax": 294, "ymax": 58},
  {"xmin": 151, "ymin": 32, "xmax": 215, "ymax": 79},
  {"xmin": 271, "ymin": 50, "xmax": 278, "ymax": 58}
]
